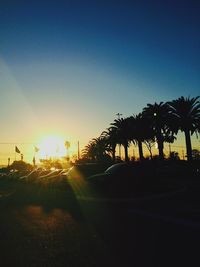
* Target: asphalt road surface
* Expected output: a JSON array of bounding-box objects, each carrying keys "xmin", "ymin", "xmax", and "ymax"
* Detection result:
[{"xmin": 0, "ymin": 176, "xmax": 200, "ymax": 267}]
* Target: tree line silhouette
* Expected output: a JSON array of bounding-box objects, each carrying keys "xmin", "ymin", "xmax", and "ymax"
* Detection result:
[{"xmin": 82, "ymin": 96, "xmax": 200, "ymax": 162}]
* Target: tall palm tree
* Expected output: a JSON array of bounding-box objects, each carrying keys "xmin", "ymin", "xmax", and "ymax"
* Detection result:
[
  {"xmin": 101, "ymin": 127, "xmax": 118, "ymax": 162},
  {"xmin": 143, "ymin": 102, "xmax": 170, "ymax": 160},
  {"xmin": 64, "ymin": 141, "xmax": 70, "ymax": 158},
  {"xmin": 167, "ymin": 96, "xmax": 200, "ymax": 161},
  {"xmin": 129, "ymin": 114, "xmax": 155, "ymax": 161},
  {"xmin": 111, "ymin": 118, "xmax": 131, "ymax": 161}
]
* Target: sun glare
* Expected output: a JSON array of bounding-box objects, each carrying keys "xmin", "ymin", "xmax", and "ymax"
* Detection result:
[{"xmin": 38, "ymin": 136, "xmax": 67, "ymax": 159}]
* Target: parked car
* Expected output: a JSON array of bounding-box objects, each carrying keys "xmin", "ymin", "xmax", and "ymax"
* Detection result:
[{"xmin": 87, "ymin": 162, "xmax": 157, "ymax": 194}]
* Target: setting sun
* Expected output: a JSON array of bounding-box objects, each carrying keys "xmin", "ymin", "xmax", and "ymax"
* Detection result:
[{"xmin": 38, "ymin": 136, "xmax": 67, "ymax": 159}]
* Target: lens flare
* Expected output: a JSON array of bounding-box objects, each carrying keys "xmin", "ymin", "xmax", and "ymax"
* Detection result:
[{"xmin": 38, "ymin": 136, "xmax": 66, "ymax": 159}]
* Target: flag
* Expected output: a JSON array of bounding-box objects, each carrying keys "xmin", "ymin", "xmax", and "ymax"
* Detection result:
[
  {"xmin": 15, "ymin": 146, "xmax": 20, "ymax": 153},
  {"xmin": 34, "ymin": 146, "xmax": 39, "ymax": 153}
]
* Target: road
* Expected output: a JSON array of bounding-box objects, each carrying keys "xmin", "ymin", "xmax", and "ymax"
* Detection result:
[{"xmin": 0, "ymin": 175, "xmax": 200, "ymax": 267}]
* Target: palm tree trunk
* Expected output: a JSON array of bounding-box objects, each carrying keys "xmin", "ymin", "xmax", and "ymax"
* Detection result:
[
  {"xmin": 118, "ymin": 144, "xmax": 121, "ymax": 159},
  {"xmin": 157, "ymin": 129, "xmax": 164, "ymax": 160},
  {"xmin": 158, "ymin": 141, "xmax": 164, "ymax": 160},
  {"xmin": 184, "ymin": 129, "xmax": 192, "ymax": 161},
  {"xmin": 138, "ymin": 140, "xmax": 144, "ymax": 161},
  {"xmin": 149, "ymin": 149, "xmax": 153, "ymax": 160},
  {"xmin": 124, "ymin": 144, "xmax": 129, "ymax": 162},
  {"xmin": 112, "ymin": 146, "xmax": 116, "ymax": 162}
]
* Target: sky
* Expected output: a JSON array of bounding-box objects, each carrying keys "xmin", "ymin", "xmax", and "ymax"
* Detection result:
[{"xmin": 0, "ymin": 0, "xmax": 200, "ymax": 163}]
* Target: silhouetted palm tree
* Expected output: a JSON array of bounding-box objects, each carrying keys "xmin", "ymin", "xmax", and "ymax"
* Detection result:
[
  {"xmin": 167, "ymin": 96, "xmax": 200, "ymax": 161},
  {"xmin": 129, "ymin": 114, "xmax": 155, "ymax": 161},
  {"xmin": 111, "ymin": 118, "xmax": 131, "ymax": 161},
  {"xmin": 101, "ymin": 127, "xmax": 118, "ymax": 162},
  {"xmin": 82, "ymin": 140, "xmax": 97, "ymax": 161},
  {"xmin": 143, "ymin": 102, "xmax": 170, "ymax": 160},
  {"xmin": 82, "ymin": 136, "xmax": 110, "ymax": 161},
  {"xmin": 64, "ymin": 141, "xmax": 70, "ymax": 158},
  {"xmin": 93, "ymin": 136, "xmax": 110, "ymax": 160}
]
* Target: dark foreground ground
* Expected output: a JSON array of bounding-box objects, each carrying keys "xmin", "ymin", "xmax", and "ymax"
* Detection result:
[{"xmin": 0, "ymin": 170, "xmax": 200, "ymax": 267}]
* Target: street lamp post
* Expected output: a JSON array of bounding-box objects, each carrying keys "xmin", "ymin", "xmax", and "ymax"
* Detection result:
[
  {"xmin": 116, "ymin": 113, "xmax": 123, "ymax": 158},
  {"xmin": 116, "ymin": 113, "xmax": 122, "ymax": 119}
]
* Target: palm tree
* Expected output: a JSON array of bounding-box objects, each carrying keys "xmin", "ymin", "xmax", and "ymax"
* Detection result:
[
  {"xmin": 128, "ymin": 114, "xmax": 154, "ymax": 161},
  {"xmin": 82, "ymin": 140, "xmax": 97, "ymax": 161},
  {"xmin": 64, "ymin": 141, "xmax": 70, "ymax": 159},
  {"xmin": 143, "ymin": 102, "xmax": 171, "ymax": 160},
  {"xmin": 167, "ymin": 96, "xmax": 200, "ymax": 161},
  {"xmin": 82, "ymin": 136, "xmax": 110, "ymax": 161},
  {"xmin": 111, "ymin": 118, "xmax": 131, "ymax": 161},
  {"xmin": 92, "ymin": 136, "xmax": 110, "ymax": 161},
  {"xmin": 101, "ymin": 127, "xmax": 118, "ymax": 162}
]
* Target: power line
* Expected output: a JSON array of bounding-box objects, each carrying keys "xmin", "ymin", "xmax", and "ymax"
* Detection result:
[{"xmin": 0, "ymin": 143, "xmax": 37, "ymax": 145}]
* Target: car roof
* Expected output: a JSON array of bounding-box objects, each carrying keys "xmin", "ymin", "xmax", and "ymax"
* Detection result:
[{"xmin": 105, "ymin": 162, "xmax": 135, "ymax": 173}]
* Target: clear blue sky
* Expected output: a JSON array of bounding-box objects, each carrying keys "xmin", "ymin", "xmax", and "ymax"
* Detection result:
[{"xmin": 0, "ymin": 0, "xmax": 200, "ymax": 147}]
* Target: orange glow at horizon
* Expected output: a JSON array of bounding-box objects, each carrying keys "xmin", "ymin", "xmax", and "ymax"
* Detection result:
[{"xmin": 38, "ymin": 135, "xmax": 67, "ymax": 159}]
